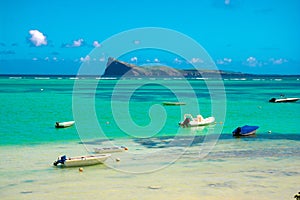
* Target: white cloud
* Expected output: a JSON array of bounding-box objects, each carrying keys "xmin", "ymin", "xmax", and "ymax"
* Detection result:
[
  {"xmin": 133, "ymin": 40, "xmax": 140, "ymax": 45},
  {"xmin": 269, "ymin": 58, "xmax": 288, "ymax": 65},
  {"xmin": 99, "ymin": 57, "xmax": 105, "ymax": 62},
  {"xmin": 154, "ymin": 58, "xmax": 160, "ymax": 62},
  {"xmin": 190, "ymin": 57, "xmax": 203, "ymax": 64},
  {"xmin": 245, "ymin": 56, "xmax": 258, "ymax": 67},
  {"xmin": 224, "ymin": 0, "xmax": 230, "ymax": 5},
  {"xmin": 217, "ymin": 57, "xmax": 232, "ymax": 65},
  {"xmin": 73, "ymin": 39, "xmax": 84, "ymax": 47},
  {"xmin": 63, "ymin": 39, "xmax": 85, "ymax": 48},
  {"xmin": 242, "ymin": 57, "xmax": 289, "ymax": 67},
  {"xmin": 246, "ymin": 56, "xmax": 256, "ymax": 63},
  {"xmin": 80, "ymin": 55, "xmax": 90, "ymax": 62},
  {"xmin": 29, "ymin": 30, "xmax": 47, "ymax": 46},
  {"xmin": 244, "ymin": 56, "xmax": 264, "ymax": 67},
  {"xmin": 131, "ymin": 56, "xmax": 138, "ymax": 62},
  {"xmin": 93, "ymin": 41, "xmax": 101, "ymax": 47},
  {"xmin": 174, "ymin": 58, "xmax": 182, "ymax": 63}
]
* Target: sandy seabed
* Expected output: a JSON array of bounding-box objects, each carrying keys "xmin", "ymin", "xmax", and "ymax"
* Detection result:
[{"xmin": 0, "ymin": 139, "xmax": 299, "ymax": 200}]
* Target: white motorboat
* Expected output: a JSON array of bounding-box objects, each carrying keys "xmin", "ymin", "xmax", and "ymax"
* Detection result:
[
  {"xmin": 55, "ymin": 121, "xmax": 75, "ymax": 128},
  {"xmin": 94, "ymin": 146, "xmax": 128, "ymax": 154},
  {"xmin": 269, "ymin": 97, "xmax": 299, "ymax": 103},
  {"xmin": 179, "ymin": 114, "xmax": 215, "ymax": 127},
  {"xmin": 53, "ymin": 154, "xmax": 111, "ymax": 167}
]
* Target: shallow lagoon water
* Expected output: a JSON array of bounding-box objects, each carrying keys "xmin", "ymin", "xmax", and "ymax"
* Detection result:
[{"xmin": 0, "ymin": 76, "xmax": 299, "ymax": 199}]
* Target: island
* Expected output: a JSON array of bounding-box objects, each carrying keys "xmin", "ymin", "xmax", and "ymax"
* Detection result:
[{"xmin": 102, "ymin": 57, "xmax": 245, "ymax": 78}]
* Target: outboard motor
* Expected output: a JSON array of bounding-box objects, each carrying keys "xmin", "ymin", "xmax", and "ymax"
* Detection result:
[
  {"xmin": 180, "ymin": 117, "xmax": 190, "ymax": 128},
  {"xmin": 53, "ymin": 155, "xmax": 67, "ymax": 166},
  {"xmin": 269, "ymin": 98, "xmax": 276, "ymax": 102},
  {"xmin": 232, "ymin": 127, "xmax": 241, "ymax": 136}
]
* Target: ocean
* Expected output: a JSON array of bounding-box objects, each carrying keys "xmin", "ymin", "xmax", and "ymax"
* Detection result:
[{"xmin": 0, "ymin": 75, "xmax": 299, "ymax": 199}]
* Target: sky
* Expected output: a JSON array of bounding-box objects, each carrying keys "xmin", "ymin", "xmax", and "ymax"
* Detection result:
[{"xmin": 0, "ymin": 0, "xmax": 300, "ymax": 75}]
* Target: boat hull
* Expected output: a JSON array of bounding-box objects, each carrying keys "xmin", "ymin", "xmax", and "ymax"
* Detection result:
[
  {"xmin": 179, "ymin": 115, "xmax": 215, "ymax": 127},
  {"xmin": 188, "ymin": 117, "xmax": 215, "ymax": 126},
  {"xmin": 269, "ymin": 98, "xmax": 299, "ymax": 103},
  {"xmin": 232, "ymin": 125, "xmax": 259, "ymax": 137},
  {"xmin": 54, "ymin": 154, "xmax": 111, "ymax": 167},
  {"xmin": 55, "ymin": 121, "xmax": 75, "ymax": 128},
  {"xmin": 162, "ymin": 102, "xmax": 186, "ymax": 106}
]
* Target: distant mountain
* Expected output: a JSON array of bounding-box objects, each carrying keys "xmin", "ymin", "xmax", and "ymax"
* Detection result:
[{"xmin": 102, "ymin": 57, "xmax": 245, "ymax": 77}]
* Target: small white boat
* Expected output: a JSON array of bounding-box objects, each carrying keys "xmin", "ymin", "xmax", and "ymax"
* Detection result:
[
  {"xmin": 269, "ymin": 97, "xmax": 299, "ymax": 103},
  {"xmin": 55, "ymin": 121, "xmax": 75, "ymax": 128},
  {"xmin": 94, "ymin": 146, "xmax": 128, "ymax": 154},
  {"xmin": 53, "ymin": 154, "xmax": 111, "ymax": 167},
  {"xmin": 162, "ymin": 102, "xmax": 186, "ymax": 106},
  {"xmin": 179, "ymin": 114, "xmax": 215, "ymax": 127}
]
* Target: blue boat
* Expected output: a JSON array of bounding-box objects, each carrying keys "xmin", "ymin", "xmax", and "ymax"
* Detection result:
[{"xmin": 232, "ymin": 125, "xmax": 259, "ymax": 137}]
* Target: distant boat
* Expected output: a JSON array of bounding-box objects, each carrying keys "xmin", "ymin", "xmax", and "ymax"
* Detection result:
[
  {"xmin": 269, "ymin": 97, "xmax": 299, "ymax": 103},
  {"xmin": 94, "ymin": 146, "xmax": 128, "ymax": 154},
  {"xmin": 53, "ymin": 154, "xmax": 111, "ymax": 167},
  {"xmin": 179, "ymin": 114, "xmax": 215, "ymax": 127},
  {"xmin": 162, "ymin": 102, "xmax": 186, "ymax": 106},
  {"xmin": 55, "ymin": 121, "xmax": 75, "ymax": 128},
  {"xmin": 232, "ymin": 125, "xmax": 259, "ymax": 137}
]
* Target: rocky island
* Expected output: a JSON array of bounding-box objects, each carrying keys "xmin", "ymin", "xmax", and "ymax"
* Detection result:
[{"xmin": 102, "ymin": 57, "xmax": 245, "ymax": 78}]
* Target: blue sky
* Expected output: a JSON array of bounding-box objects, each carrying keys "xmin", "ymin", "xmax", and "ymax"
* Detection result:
[{"xmin": 0, "ymin": 0, "xmax": 300, "ymax": 75}]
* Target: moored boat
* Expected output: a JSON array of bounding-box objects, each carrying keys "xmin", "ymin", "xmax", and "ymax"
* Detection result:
[
  {"xmin": 55, "ymin": 121, "xmax": 75, "ymax": 128},
  {"xmin": 179, "ymin": 114, "xmax": 215, "ymax": 127},
  {"xmin": 53, "ymin": 154, "xmax": 111, "ymax": 167},
  {"xmin": 232, "ymin": 125, "xmax": 259, "ymax": 137},
  {"xmin": 94, "ymin": 146, "xmax": 128, "ymax": 154},
  {"xmin": 162, "ymin": 102, "xmax": 186, "ymax": 106},
  {"xmin": 269, "ymin": 97, "xmax": 299, "ymax": 103}
]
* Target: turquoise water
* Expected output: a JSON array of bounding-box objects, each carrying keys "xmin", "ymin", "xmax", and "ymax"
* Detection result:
[
  {"xmin": 0, "ymin": 76, "xmax": 299, "ymax": 145},
  {"xmin": 0, "ymin": 76, "xmax": 300, "ymax": 199}
]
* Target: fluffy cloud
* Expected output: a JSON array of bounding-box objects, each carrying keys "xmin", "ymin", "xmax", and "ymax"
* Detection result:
[
  {"xmin": 245, "ymin": 56, "xmax": 258, "ymax": 67},
  {"xmin": 99, "ymin": 57, "xmax": 106, "ymax": 62},
  {"xmin": 93, "ymin": 41, "xmax": 101, "ymax": 47},
  {"xmin": 242, "ymin": 57, "xmax": 289, "ymax": 67},
  {"xmin": 190, "ymin": 57, "xmax": 204, "ymax": 64},
  {"xmin": 130, "ymin": 56, "xmax": 138, "ymax": 62},
  {"xmin": 133, "ymin": 40, "xmax": 140, "ymax": 45},
  {"xmin": 80, "ymin": 55, "xmax": 90, "ymax": 62},
  {"xmin": 174, "ymin": 58, "xmax": 183, "ymax": 63},
  {"xmin": 29, "ymin": 30, "xmax": 47, "ymax": 46},
  {"xmin": 73, "ymin": 39, "xmax": 84, "ymax": 47},
  {"xmin": 243, "ymin": 56, "xmax": 266, "ymax": 67},
  {"xmin": 62, "ymin": 39, "xmax": 85, "ymax": 48},
  {"xmin": 217, "ymin": 57, "xmax": 232, "ymax": 65},
  {"xmin": 269, "ymin": 58, "xmax": 288, "ymax": 65}
]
